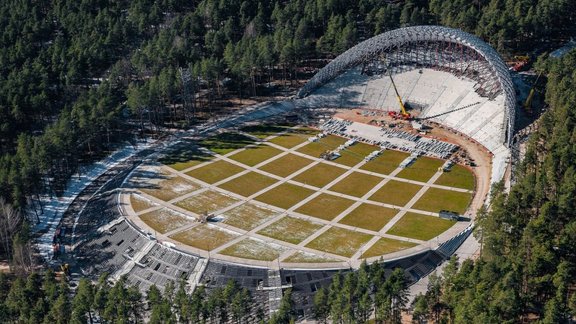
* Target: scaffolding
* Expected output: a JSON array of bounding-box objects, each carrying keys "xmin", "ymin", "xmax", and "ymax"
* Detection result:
[{"xmin": 297, "ymin": 25, "xmax": 516, "ymax": 148}]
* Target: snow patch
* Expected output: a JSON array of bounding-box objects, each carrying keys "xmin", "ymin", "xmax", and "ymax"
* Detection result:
[{"xmin": 32, "ymin": 140, "xmax": 153, "ymax": 261}]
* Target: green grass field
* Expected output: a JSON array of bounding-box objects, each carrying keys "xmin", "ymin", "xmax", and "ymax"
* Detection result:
[
  {"xmin": 328, "ymin": 172, "xmax": 383, "ymax": 198},
  {"xmin": 282, "ymin": 251, "xmax": 341, "ymax": 263},
  {"xmin": 396, "ymin": 156, "xmax": 444, "ymax": 182},
  {"xmin": 139, "ymin": 208, "xmax": 192, "ymax": 234},
  {"xmin": 170, "ymin": 224, "xmax": 239, "ymax": 250},
  {"xmin": 268, "ymin": 133, "xmax": 308, "ymax": 148},
  {"xmin": 360, "ymin": 150, "xmax": 410, "ymax": 175},
  {"xmin": 412, "ymin": 188, "xmax": 472, "ymax": 214},
  {"xmin": 134, "ymin": 123, "xmax": 479, "ymax": 261},
  {"xmin": 218, "ymin": 172, "xmax": 277, "ymax": 197},
  {"xmin": 268, "ymin": 128, "xmax": 318, "ymax": 148},
  {"xmin": 306, "ymin": 227, "xmax": 373, "ymax": 257},
  {"xmin": 222, "ymin": 203, "xmax": 279, "ymax": 230},
  {"xmin": 255, "ymin": 183, "xmax": 315, "ymax": 209},
  {"xmin": 258, "ymin": 216, "xmax": 323, "ymax": 244},
  {"xmin": 130, "ymin": 194, "xmax": 157, "ymax": 213},
  {"xmin": 338, "ymin": 203, "xmax": 398, "ymax": 231},
  {"xmin": 240, "ymin": 124, "xmax": 287, "ymax": 139},
  {"xmin": 160, "ymin": 145, "xmax": 213, "ymax": 171},
  {"xmin": 294, "ymin": 193, "xmax": 356, "ymax": 221},
  {"xmin": 361, "ymin": 238, "xmax": 417, "ymax": 258},
  {"xmin": 185, "ymin": 160, "xmax": 245, "ymax": 184},
  {"xmin": 259, "ymin": 154, "xmax": 313, "ymax": 177},
  {"xmin": 334, "ymin": 142, "xmax": 379, "ymax": 167},
  {"xmin": 139, "ymin": 176, "xmax": 200, "ymax": 201},
  {"xmin": 368, "ymin": 180, "xmax": 422, "ymax": 206},
  {"xmin": 228, "ymin": 144, "xmax": 282, "ymax": 166},
  {"xmin": 297, "ymin": 135, "xmax": 347, "ymax": 157},
  {"xmin": 200, "ymin": 132, "xmax": 254, "ymax": 155},
  {"xmin": 175, "ymin": 190, "xmax": 239, "ymax": 214},
  {"xmin": 435, "ymin": 164, "xmax": 475, "ymax": 190},
  {"xmin": 292, "ymin": 163, "xmax": 347, "ymax": 188},
  {"xmin": 219, "ymin": 238, "xmax": 287, "ymax": 261},
  {"xmin": 386, "ymin": 212, "xmax": 455, "ymax": 241}
]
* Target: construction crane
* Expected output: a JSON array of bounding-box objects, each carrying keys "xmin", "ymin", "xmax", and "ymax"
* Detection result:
[
  {"xmin": 524, "ymin": 71, "xmax": 542, "ymax": 114},
  {"xmin": 379, "ymin": 55, "xmax": 412, "ymax": 120},
  {"xmin": 511, "ymin": 55, "xmax": 530, "ymax": 72},
  {"xmin": 522, "ymin": 41, "xmax": 576, "ymax": 114},
  {"xmin": 387, "ymin": 69, "xmax": 412, "ymax": 120}
]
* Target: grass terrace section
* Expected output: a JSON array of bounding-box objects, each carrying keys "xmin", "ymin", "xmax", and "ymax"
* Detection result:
[
  {"xmin": 170, "ymin": 224, "xmax": 239, "ymax": 251},
  {"xmin": 297, "ymin": 134, "xmax": 347, "ymax": 158},
  {"xmin": 257, "ymin": 216, "xmax": 323, "ymax": 244},
  {"xmin": 334, "ymin": 142, "xmax": 379, "ymax": 167},
  {"xmin": 269, "ymin": 128, "xmax": 319, "ymax": 148},
  {"xmin": 240, "ymin": 124, "xmax": 287, "ymax": 139},
  {"xmin": 200, "ymin": 132, "xmax": 254, "ymax": 155},
  {"xmin": 396, "ymin": 157, "xmax": 444, "ymax": 182},
  {"xmin": 306, "ymin": 227, "xmax": 373, "ymax": 258},
  {"xmin": 139, "ymin": 176, "xmax": 200, "ymax": 201},
  {"xmin": 435, "ymin": 164, "xmax": 476, "ymax": 190},
  {"xmin": 160, "ymin": 146, "xmax": 213, "ymax": 171},
  {"xmin": 139, "ymin": 208, "xmax": 192, "ymax": 234},
  {"xmin": 218, "ymin": 172, "xmax": 277, "ymax": 197},
  {"xmin": 338, "ymin": 203, "xmax": 397, "ymax": 231},
  {"xmin": 175, "ymin": 190, "xmax": 239, "ymax": 214},
  {"xmin": 368, "ymin": 180, "xmax": 422, "ymax": 206},
  {"xmin": 282, "ymin": 251, "xmax": 341, "ymax": 263},
  {"xmin": 412, "ymin": 188, "xmax": 472, "ymax": 214},
  {"xmin": 386, "ymin": 212, "xmax": 455, "ymax": 241},
  {"xmin": 219, "ymin": 238, "xmax": 288, "ymax": 261},
  {"xmin": 222, "ymin": 203, "xmax": 278, "ymax": 231},
  {"xmin": 361, "ymin": 238, "xmax": 417, "ymax": 258},
  {"xmin": 259, "ymin": 154, "xmax": 313, "ymax": 178},
  {"xmin": 360, "ymin": 150, "xmax": 410, "ymax": 175},
  {"xmin": 185, "ymin": 160, "xmax": 245, "ymax": 184},
  {"xmin": 328, "ymin": 172, "xmax": 383, "ymax": 198},
  {"xmin": 255, "ymin": 183, "xmax": 315, "ymax": 209},
  {"xmin": 294, "ymin": 193, "xmax": 356, "ymax": 221},
  {"xmin": 130, "ymin": 194, "xmax": 157, "ymax": 213},
  {"xmin": 292, "ymin": 163, "xmax": 347, "ymax": 188},
  {"xmin": 228, "ymin": 144, "xmax": 282, "ymax": 167}
]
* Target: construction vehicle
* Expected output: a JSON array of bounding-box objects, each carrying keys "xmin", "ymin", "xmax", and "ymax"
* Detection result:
[
  {"xmin": 199, "ymin": 211, "xmax": 216, "ymax": 223},
  {"xmin": 320, "ymin": 150, "xmax": 340, "ymax": 161},
  {"xmin": 387, "ymin": 69, "xmax": 412, "ymax": 120},
  {"xmin": 60, "ymin": 263, "xmax": 70, "ymax": 275},
  {"xmin": 53, "ymin": 263, "xmax": 70, "ymax": 279},
  {"xmin": 511, "ymin": 55, "xmax": 530, "ymax": 72}
]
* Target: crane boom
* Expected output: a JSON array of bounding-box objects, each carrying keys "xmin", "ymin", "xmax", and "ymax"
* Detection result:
[{"xmin": 387, "ymin": 70, "xmax": 410, "ymax": 118}]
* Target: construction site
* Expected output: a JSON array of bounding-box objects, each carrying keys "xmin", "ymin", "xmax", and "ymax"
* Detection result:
[{"xmin": 58, "ymin": 26, "xmax": 523, "ymax": 319}]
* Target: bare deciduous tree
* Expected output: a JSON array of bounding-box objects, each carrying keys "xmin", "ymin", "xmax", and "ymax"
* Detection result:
[{"xmin": 0, "ymin": 198, "xmax": 34, "ymax": 273}]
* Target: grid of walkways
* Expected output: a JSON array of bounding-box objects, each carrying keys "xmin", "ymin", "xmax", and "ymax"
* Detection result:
[{"xmin": 122, "ymin": 126, "xmax": 475, "ymax": 268}]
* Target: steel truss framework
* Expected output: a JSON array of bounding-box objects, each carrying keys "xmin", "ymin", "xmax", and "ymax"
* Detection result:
[{"xmin": 298, "ymin": 25, "xmax": 516, "ymax": 147}]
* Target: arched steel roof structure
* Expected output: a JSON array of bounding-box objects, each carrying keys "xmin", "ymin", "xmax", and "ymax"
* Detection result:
[{"xmin": 297, "ymin": 25, "xmax": 515, "ymax": 147}]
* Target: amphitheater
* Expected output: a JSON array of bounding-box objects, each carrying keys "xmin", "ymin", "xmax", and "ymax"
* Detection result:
[{"xmin": 68, "ymin": 26, "xmax": 515, "ymax": 318}]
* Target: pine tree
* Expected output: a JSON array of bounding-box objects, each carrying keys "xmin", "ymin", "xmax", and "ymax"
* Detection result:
[
  {"xmin": 313, "ymin": 287, "xmax": 329, "ymax": 323},
  {"xmin": 72, "ymin": 279, "xmax": 95, "ymax": 324},
  {"xmin": 270, "ymin": 288, "xmax": 295, "ymax": 324}
]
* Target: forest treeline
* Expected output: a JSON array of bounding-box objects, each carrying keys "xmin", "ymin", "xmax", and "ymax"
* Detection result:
[
  {"xmin": 0, "ymin": 270, "xmax": 276, "ymax": 323},
  {"xmin": 0, "ymin": 257, "xmax": 409, "ymax": 323},
  {"xmin": 312, "ymin": 265, "xmax": 409, "ymax": 323},
  {"xmin": 0, "ymin": 0, "xmax": 576, "ymax": 321}
]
